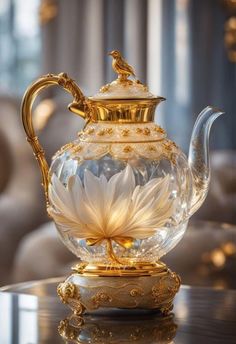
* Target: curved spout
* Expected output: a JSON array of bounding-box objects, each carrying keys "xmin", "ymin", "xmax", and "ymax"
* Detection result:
[{"xmin": 188, "ymin": 106, "xmax": 224, "ymax": 215}]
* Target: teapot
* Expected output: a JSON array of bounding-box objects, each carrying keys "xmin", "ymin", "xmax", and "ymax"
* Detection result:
[{"xmin": 21, "ymin": 51, "xmax": 223, "ymax": 315}]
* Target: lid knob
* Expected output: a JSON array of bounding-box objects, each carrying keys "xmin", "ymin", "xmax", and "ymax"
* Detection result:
[
  {"xmin": 108, "ymin": 50, "xmax": 136, "ymax": 82},
  {"xmin": 93, "ymin": 50, "xmax": 156, "ymax": 100}
]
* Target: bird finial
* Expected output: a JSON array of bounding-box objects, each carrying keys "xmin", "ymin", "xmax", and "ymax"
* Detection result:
[{"xmin": 108, "ymin": 50, "xmax": 136, "ymax": 82}]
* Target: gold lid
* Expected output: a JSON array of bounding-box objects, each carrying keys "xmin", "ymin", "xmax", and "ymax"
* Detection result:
[
  {"xmin": 92, "ymin": 50, "xmax": 158, "ymax": 100},
  {"xmin": 69, "ymin": 51, "xmax": 165, "ymax": 122}
]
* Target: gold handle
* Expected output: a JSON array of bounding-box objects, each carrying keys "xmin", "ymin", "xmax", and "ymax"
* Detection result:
[{"xmin": 21, "ymin": 72, "xmax": 86, "ymax": 209}]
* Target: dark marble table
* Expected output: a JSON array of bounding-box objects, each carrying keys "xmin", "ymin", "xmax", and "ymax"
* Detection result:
[{"xmin": 0, "ymin": 278, "xmax": 236, "ymax": 343}]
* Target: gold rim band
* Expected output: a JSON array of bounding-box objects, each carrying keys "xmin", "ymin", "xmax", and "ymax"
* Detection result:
[
  {"xmin": 72, "ymin": 262, "xmax": 167, "ymax": 277},
  {"xmin": 85, "ymin": 97, "xmax": 165, "ymax": 123}
]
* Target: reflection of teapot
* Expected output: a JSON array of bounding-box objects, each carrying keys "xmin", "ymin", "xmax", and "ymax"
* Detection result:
[
  {"xmin": 58, "ymin": 312, "xmax": 177, "ymax": 344},
  {"xmin": 21, "ymin": 51, "xmax": 223, "ymax": 314}
]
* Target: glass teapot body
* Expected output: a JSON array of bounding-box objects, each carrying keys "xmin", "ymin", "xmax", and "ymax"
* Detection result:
[{"xmin": 49, "ymin": 118, "xmax": 192, "ymax": 265}]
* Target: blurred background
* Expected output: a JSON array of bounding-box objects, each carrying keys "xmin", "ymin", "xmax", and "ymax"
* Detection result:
[{"xmin": 0, "ymin": 0, "xmax": 235, "ymax": 288}]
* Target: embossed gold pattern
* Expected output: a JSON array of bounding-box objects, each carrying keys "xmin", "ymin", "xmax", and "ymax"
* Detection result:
[
  {"xmin": 58, "ymin": 264, "xmax": 180, "ymax": 314},
  {"xmin": 57, "ymin": 281, "xmax": 85, "ymax": 315},
  {"xmin": 57, "ymin": 282, "xmax": 77, "ymax": 304},
  {"xmin": 92, "ymin": 291, "xmax": 113, "ymax": 308}
]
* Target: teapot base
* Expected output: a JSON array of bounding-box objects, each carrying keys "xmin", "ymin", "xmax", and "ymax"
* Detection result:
[{"xmin": 57, "ymin": 262, "xmax": 181, "ymax": 315}]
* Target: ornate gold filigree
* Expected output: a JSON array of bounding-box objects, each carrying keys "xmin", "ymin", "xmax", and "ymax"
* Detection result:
[
  {"xmin": 52, "ymin": 142, "xmax": 76, "ymax": 160},
  {"xmin": 143, "ymin": 127, "xmax": 151, "ymax": 136},
  {"xmin": 106, "ymin": 127, "xmax": 113, "ymax": 135},
  {"xmin": 58, "ymin": 266, "xmax": 180, "ymax": 314},
  {"xmin": 136, "ymin": 127, "xmax": 143, "ymax": 134},
  {"xmin": 160, "ymin": 303, "xmax": 174, "ymax": 316},
  {"xmin": 121, "ymin": 128, "xmax": 130, "ymax": 136},
  {"xmin": 57, "ymin": 281, "xmax": 85, "ymax": 315},
  {"xmin": 77, "ymin": 123, "xmax": 166, "ymax": 143},
  {"xmin": 57, "ymin": 282, "xmax": 77, "ymax": 304},
  {"xmin": 72, "ymin": 262, "xmax": 88, "ymax": 274},
  {"xmin": 161, "ymin": 140, "xmax": 178, "ymax": 164},
  {"xmin": 123, "ymin": 145, "xmax": 133, "ymax": 153},
  {"xmin": 148, "ymin": 144, "xmax": 157, "ymax": 152},
  {"xmin": 92, "ymin": 291, "xmax": 113, "ymax": 308},
  {"xmin": 130, "ymin": 287, "xmax": 145, "ymax": 297},
  {"xmin": 151, "ymin": 271, "xmax": 181, "ymax": 310},
  {"xmin": 86, "ymin": 127, "xmax": 95, "ymax": 135},
  {"xmin": 97, "ymin": 129, "xmax": 106, "ymax": 136}
]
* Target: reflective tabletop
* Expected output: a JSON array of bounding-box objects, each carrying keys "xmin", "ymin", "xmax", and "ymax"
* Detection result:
[{"xmin": 1, "ymin": 278, "xmax": 236, "ymax": 343}]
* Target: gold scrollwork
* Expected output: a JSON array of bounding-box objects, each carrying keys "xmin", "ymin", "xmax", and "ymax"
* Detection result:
[
  {"xmin": 123, "ymin": 145, "xmax": 133, "ymax": 153},
  {"xmin": 92, "ymin": 291, "xmax": 113, "ymax": 308},
  {"xmin": 57, "ymin": 281, "xmax": 86, "ymax": 315},
  {"xmin": 121, "ymin": 128, "xmax": 130, "ymax": 136},
  {"xmin": 151, "ymin": 272, "xmax": 181, "ymax": 311},
  {"xmin": 72, "ymin": 262, "xmax": 89, "ymax": 274},
  {"xmin": 130, "ymin": 287, "xmax": 145, "ymax": 297},
  {"xmin": 57, "ymin": 282, "xmax": 77, "ymax": 304}
]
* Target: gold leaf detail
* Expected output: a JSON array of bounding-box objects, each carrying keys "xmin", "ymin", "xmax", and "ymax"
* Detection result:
[
  {"xmin": 121, "ymin": 129, "xmax": 130, "ymax": 136},
  {"xmin": 123, "ymin": 145, "xmax": 133, "ymax": 153},
  {"xmin": 99, "ymin": 83, "xmax": 110, "ymax": 93},
  {"xmin": 154, "ymin": 126, "xmax": 165, "ymax": 134},
  {"xmin": 52, "ymin": 142, "xmax": 75, "ymax": 160},
  {"xmin": 106, "ymin": 127, "xmax": 113, "ymax": 135},
  {"xmin": 72, "ymin": 145, "xmax": 82, "ymax": 153},
  {"xmin": 72, "ymin": 262, "xmax": 88, "ymax": 274},
  {"xmin": 162, "ymin": 142, "xmax": 172, "ymax": 152},
  {"xmin": 143, "ymin": 128, "xmax": 151, "ymax": 136},
  {"xmin": 86, "ymin": 128, "xmax": 95, "ymax": 135},
  {"xmin": 92, "ymin": 292, "xmax": 112, "ymax": 308},
  {"xmin": 136, "ymin": 128, "xmax": 143, "ymax": 134},
  {"xmin": 148, "ymin": 145, "xmax": 157, "ymax": 152},
  {"xmin": 97, "ymin": 129, "xmax": 106, "ymax": 136}
]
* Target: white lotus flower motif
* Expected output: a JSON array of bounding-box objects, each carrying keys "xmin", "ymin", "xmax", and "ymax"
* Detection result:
[{"xmin": 48, "ymin": 165, "xmax": 175, "ymax": 260}]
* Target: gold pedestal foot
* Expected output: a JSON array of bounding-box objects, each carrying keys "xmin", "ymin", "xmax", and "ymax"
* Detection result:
[
  {"xmin": 57, "ymin": 262, "xmax": 181, "ymax": 314},
  {"xmin": 57, "ymin": 281, "xmax": 85, "ymax": 315}
]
